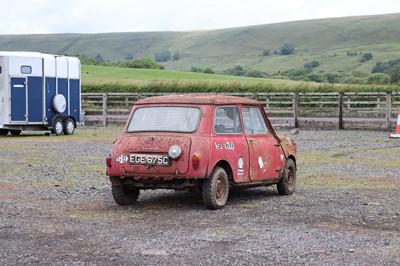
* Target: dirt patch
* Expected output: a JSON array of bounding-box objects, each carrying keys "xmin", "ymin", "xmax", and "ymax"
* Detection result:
[{"xmin": 0, "ymin": 127, "xmax": 399, "ymax": 265}]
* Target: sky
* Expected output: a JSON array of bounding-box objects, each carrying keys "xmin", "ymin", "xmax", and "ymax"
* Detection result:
[{"xmin": 1, "ymin": 0, "xmax": 400, "ymax": 34}]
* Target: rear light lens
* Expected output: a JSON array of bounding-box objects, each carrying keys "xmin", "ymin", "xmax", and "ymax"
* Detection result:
[
  {"xmin": 192, "ymin": 153, "xmax": 200, "ymax": 169},
  {"xmin": 106, "ymin": 154, "xmax": 113, "ymax": 167},
  {"xmin": 169, "ymin": 145, "xmax": 182, "ymax": 159}
]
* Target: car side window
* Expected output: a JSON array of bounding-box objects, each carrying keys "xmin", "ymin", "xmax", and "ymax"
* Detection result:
[
  {"xmin": 242, "ymin": 107, "xmax": 269, "ymax": 134},
  {"xmin": 214, "ymin": 106, "xmax": 242, "ymax": 134}
]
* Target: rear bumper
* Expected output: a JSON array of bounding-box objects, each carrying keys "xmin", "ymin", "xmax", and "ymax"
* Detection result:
[{"xmin": 110, "ymin": 176, "xmax": 203, "ymax": 190}]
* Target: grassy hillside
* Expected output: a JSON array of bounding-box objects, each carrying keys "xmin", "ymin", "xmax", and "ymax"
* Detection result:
[{"xmin": 2, "ymin": 13, "xmax": 400, "ymax": 78}]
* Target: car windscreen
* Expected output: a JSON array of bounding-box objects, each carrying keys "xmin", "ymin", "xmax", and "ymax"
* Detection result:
[{"xmin": 127, "ymin": 106, "xmax": 201, "ymax": 132}]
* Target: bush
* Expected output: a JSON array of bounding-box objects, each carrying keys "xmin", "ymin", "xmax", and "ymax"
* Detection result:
[
  {"xmin": 304, "ymin": 61, "xmax": 320, "ymax": 69},
  {"xmin": 262, "ymin": 49, "xmax": 270, "ymax": 56},
  {"xmin": 367, "ymin": 73, "xmax": 391, "ymax": 85},
  {"xmin": 224, "ymin": 66, "xmax": 246, "ymax": 76},
  {"xmin": 306, "ymin": 72, "xmax": 327, "ymax": 83},
  {"xmin": 360, "ymin": 53, "xmax": 373, "ymax": 62},
  {"xmin": 244, "ymin": 70, "xmax": 266, "ymax": 78},
  {"xmin": 203, "ymin": 67, "xmax": 214, "ymax": 74},
  {"xmin": 280, "ymin": 42, "xmax": 295, "ymax": 55},
  {"xmin": 118, "ymin": 58, "xmax": 162, "ymax": 69},
  {"xmin": 154, "ymin": 50, "xmax": 171, "ymax": 62}
]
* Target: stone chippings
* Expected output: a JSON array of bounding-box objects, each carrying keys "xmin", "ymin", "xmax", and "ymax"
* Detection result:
[{"xmin": 0, "ymin": 127, "xmax": 399, "ymax": 265}]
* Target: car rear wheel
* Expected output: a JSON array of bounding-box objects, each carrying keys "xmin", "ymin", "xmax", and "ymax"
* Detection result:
[
  {"xmin": 202, "ymin": 167, "xmax": 229, "ymax": 210},
  {"xmin": 277, "ymin": 158, "xmax": 296, "ymax": 195},
  {"xmin": 112, "ymin": 185, "xmax": 140, "ymax": 205}
]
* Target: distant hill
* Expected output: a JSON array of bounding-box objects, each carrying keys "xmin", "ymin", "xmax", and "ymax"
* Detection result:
[{"xmin": 1, "ymin": 13, "xmax": 400, "ymax": 77}]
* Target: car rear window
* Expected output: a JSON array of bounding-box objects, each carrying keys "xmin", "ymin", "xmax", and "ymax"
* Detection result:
[{"xmin": 127, "ymin": 106, "xmax": 201, "ymax": 132}]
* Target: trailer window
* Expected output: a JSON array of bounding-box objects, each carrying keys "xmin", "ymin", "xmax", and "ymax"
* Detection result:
[
  {"xmin": 21, "ymin": 65, "xmax": 32, "ymax": 74},
  {"xmin": 0, "ymin": 66, "xmax": 2, "ymax": 74}
]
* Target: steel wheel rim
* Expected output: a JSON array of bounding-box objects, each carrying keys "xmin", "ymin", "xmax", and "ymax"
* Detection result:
[
  {"xmin": 66, "ymin": 121, "xmax": 74, "ymax": 134},
  {"xmin": 215, "ymin": 177, "xmax": 226, "ymax": 202},
  {"xmin": 55, "ymin": 122, "xmax": 63, "ymax": 134}
]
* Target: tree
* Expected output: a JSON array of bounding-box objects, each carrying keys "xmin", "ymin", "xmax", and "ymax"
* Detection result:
[
  {"xmin": 390, "ymin": 65, "xmax": 400, "ymax": 84},
  {"xmin": 262, "ymin": 49, "xmax": 270, "ymax": 56},
  {"xmin": 154, "ymin": 50, "xmax": 171, "ymax": 62},
  {"xmin": 172, "ymin": 52, "xmax": 180, "ymax": 61},
  {"xmin": 368, "ymin": 73, "xmax": 390, "ymax": 85},
  {"xmin": 95, "ymin": 54, "xmax": 104, "ymax": 62},
  {"xmin": 203, "ymin": 67, "xmax": 214, "ymax": 74},
  {"xmin": 118, "ymin": 58, "xmax": 162, "ymax": 69},
  {"xmin": 304, "ymin": 61, "xmax": 320, "ymax": 69},
  {"xmin": 124, "ymin": 53, "xmax": 133, "ymax": 60},
  {"xmin": 360, "ymin": 53, "xmax": 373, "ymax": 62},
  {"xmin": 280, "ymin": 42, "xmax": 295, "ymax": 55}
]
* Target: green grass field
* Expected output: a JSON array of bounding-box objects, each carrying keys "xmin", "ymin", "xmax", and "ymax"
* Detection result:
[{"xmin": 81, "ymin": 64, "xmax": 399, "ymax": 93}]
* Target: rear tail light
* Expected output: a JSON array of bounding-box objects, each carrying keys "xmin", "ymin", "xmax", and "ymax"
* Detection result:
[
  {"xmin": 192, "ymin": 153, "xmax": 200, "ymax": 169},
  {"xmin": 106, "ymin": 154, "xmax": 113, "ymax": 167}
]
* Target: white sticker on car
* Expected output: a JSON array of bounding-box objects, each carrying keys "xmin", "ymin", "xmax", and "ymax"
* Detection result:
[
  {"xmin": 116, "ymin": 155, "xmax": 128, "ymax": 164},
  {"xmin": 258, "ymin": 156, "xmax": 264, "ymax": 169},
  {"xmin": 237, "ymin": 156, "xmax": 244, "ymax": 175}
]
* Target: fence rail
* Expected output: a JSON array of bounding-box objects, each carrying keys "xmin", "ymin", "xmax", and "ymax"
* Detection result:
[{"xmin": 81, "ymin": 92, "xmax": 400, "ymax": 131}]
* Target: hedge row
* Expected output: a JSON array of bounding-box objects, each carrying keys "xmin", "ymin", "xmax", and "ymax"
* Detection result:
[{"xmin": 82, "ymin": 81, "xmax": 400, "ymax": 94}]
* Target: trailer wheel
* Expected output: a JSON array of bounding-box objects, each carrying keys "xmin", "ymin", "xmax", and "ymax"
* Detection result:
[
  {"xmin": 51, "ymin": 118, "xmax": 64, "ymax": 136},
  {"xmin": 63, "ymin": 118, "xmax": 75, "ymax": 135},
  {"xmin": 0, "ymin": 129, "xmax": 9, "ymax": 136},
  {"xmin": 10, "ymin": 130, "xmax": 21, "ymax": 136}
]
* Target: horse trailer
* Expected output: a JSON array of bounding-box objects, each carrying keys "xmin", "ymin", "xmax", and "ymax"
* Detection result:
[{"xmin": 0, "ymin": 51, "xmax": 84, "ymax": 136}]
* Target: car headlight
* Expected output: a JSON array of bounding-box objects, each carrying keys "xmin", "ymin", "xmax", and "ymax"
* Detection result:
[{"xmin": 168, "ymin": 145, "xmax": 182, "ymax": 159}]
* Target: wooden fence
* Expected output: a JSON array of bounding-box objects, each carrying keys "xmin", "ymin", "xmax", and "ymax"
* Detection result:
[{"xmin": 81, "ymin": 92, "xmax": 400, "ymax": 131}]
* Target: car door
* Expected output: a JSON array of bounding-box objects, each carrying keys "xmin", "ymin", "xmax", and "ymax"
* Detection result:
[
  {"xmin": 211, "ymin": 105, "xmax": 250, "ymax": 183},
  {"xmin": 242, "ymin": 106, "xmax": 284, "ymax": 181}
]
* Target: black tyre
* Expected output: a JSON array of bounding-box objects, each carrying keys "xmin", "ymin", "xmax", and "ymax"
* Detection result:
[
  {"xmin": 63, "ymin": 118, "xmax": 75, "ymax": 135},
  {"xmin": 51, "ymin": 118, "xmax": 64, "ymax": 136},
  {"xmin": 10, "ymin": 130, "xmax": 22, "ymax": 136},
  {"xmin": 112, "ymin": 185, "xmax": 140, "ymax": 205},
  {"xmin": 0, "ymin": 129, "xmax": 9, "ymax": 136},
  {"xmin": 202, "ymin": 167, "xmax": 229, "ymax": 210},
  {"xmin": 277, "ymin": 158, "xmax": 296, "ymax": 195}
]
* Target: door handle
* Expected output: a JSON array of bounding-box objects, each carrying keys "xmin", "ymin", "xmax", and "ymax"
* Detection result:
[{"xmin": 249, "ymin": 138, "xmax": 255, "ymax": 143}]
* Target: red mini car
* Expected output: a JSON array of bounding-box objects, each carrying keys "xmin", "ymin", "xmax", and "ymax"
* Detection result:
[{"xmin": 106, "ymin": 94, "xmax": 297, "ymax": 209}]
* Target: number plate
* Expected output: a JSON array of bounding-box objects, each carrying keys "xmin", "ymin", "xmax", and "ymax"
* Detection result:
[{"xmin": 129, "ymin": 153, "xmax": 170, "ymax": 166}]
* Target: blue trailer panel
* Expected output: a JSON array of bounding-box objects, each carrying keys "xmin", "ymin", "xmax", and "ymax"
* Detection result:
[{"xmin": 0, "ymin": 51, "xmax": 84, "ymax": 136}]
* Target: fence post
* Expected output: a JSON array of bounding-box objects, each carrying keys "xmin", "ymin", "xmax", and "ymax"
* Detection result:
[
  {"xmin": 102, "ymin": 93, "xmax": 108, "ymax": 126},
  {"xmin": 338, "ymin": 92, "xmax": 344, "ymax": 130},
  {"xmin": 293, "ymin": 92, "xmax": 299, "ymax": 128},
  {"xmin": 386, "ymin": 91, "xmax": 392, "ymax": 131}
]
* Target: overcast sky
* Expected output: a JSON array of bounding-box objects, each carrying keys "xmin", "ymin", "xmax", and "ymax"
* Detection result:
[{"xmin": 1, "ymin": 0, "xmax": 400, "ymax": 34}]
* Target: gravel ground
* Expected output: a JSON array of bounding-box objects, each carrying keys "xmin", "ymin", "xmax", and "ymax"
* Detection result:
[{"xmin": 0, "ymin": 127, "xmax": 399, "ymax": 265}]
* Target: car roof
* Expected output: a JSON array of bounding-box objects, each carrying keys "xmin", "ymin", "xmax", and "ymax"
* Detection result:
[{"xmin": 135, "ymin": 94, "xmax": 260, "ymax": 105}]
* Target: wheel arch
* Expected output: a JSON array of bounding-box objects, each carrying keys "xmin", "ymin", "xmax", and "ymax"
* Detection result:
[
  {"xmin": 210, "ymin": 160, "xmax": 234, "ymax": 183},
  {"xmin": 287, "ymin": 155, "xmax": 296, "ymax": 168}
]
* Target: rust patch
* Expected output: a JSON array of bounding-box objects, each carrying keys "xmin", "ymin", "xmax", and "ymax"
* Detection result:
[{"xmin": 279, "ymin": 135, "xmax": 297, "ymax": 158}]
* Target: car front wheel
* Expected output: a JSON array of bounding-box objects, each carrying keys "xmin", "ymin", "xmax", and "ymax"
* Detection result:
[
  {"xmin": 112, "ymin": 185, "xmax": 140, "ymax": 205},
  {"xmin": 277, "ymin": 158, "xmax": 296, "ymax": 195},
  {"xmin": 202, "ymin": 167, "xmax": 229, "ymax": 210}
]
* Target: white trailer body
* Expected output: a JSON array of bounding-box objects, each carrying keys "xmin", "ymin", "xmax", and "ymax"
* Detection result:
[{"xmin": 0, "ymin": 51, "xmax": 84, "ymax": 136}]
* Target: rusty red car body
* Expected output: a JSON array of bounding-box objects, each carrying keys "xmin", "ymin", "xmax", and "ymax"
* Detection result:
[{"xmin": 106, "ymin": 94, "xmax": 297, "ymax": 209}]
